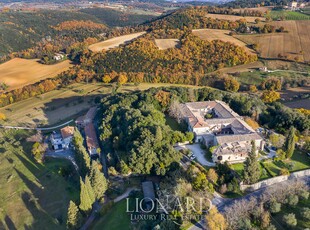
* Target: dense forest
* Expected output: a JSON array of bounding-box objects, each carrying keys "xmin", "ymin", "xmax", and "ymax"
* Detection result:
[
  {"xmin": 99, "ymin": 87, "xmax": 309, "ymax": 176},
  {"xmin": 79, "ymin": 8, "xmax": 155, "ymax": 27},
  {"xmin": 0, "ymin": 8, "xmax": 155, "ymax": 57},
  {"xmin": 0, "ymin": 10, "xmax": 101, "ymax": 56},
  {"xmin": 92, "ymin": 31, "xmax": 257, "ymax": 85}
]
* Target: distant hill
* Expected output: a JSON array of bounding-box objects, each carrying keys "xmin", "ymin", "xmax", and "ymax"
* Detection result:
[
  {"xmin": 0, "ymin": 8, "xmax": 156, "ymax": 57},
  {"xmin": 223, "ymin": 0, "xmax": 289, "ymax": 8}
]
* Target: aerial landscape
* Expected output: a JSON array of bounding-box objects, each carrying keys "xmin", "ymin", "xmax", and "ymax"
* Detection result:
[{"xmin": 0, "ymin": 0, "xmax": 309, "ymax": 229}]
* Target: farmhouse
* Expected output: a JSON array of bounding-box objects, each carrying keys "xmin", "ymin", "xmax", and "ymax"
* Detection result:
[
  {"xmin": 50, "ymin": 126, "xmax": 75, "ymax": 150},
  {"xmin": 179, "ymin": 101, "xmax": 264, "ymax": 163},
  {"xmin": 53, "ymin": 53, "xmax": 65, "ymax": 61}
]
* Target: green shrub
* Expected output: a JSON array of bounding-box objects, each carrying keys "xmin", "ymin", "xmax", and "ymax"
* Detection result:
[
  {"xmin": 286, "ymin": 194, "xmax": 299, "ymax": 207},
  {"xmin": 269, "ymin": 200, "xmax": 281, "ymax": 214},
  {"xmin": 282, "ymin": 213, "xmax": 297, "ymax": 227},
  {"xmin": 301, "ymin": 207, "xmax": 310, "ymax": 220}
]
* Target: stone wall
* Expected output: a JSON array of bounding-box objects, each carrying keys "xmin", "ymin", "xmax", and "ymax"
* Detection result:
[{"xmin": 240, "ymin": 169, "xmax": 310, "ymax": 192}]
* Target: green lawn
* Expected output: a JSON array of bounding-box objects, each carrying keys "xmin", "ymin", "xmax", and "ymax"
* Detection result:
[
  {"xmin": 229, "ymin": 162, "xmax": 270, "ymax": 180},
  {"xmin": 92, "ymin": 200, "xmax": 131, "ymax": 230},
  {"xmin": 0, "ymin": 129, "xmax": 79, "ymax": 229},
  {"xmin": 229, "ymin": 163, "xmax": 244, "ymax": 177},
  {"xmin": 261, "ymin": 150, "xmax": 310, "ymax": 178}
]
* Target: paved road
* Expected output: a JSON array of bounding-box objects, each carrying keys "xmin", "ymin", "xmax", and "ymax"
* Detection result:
[
  {"xmin": 175, "ymin": 144, "xmax": 216, "ymax": 167},
  {"xmin": 0, "ymin": 119, "xmax": 74, "ymax": 131}
]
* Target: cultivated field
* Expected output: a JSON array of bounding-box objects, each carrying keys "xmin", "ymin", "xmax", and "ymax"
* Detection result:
[
  {"xmin": 154, "ymin": 39, "xmax": 180, "ymax": 50},
  {"xmin": 193, "ymin": 29, "xmax": 255, "ymax": 54},
  {"xmin": 0, "ymin": 58, "xmax": 73, "ymax": 91},
  {"xmin": 88, "ymin": 32, "xmax": 146, "ymax": 52},
  {"xmin": 0, "ymin": 83, "xmax": 200, "ymax": 127},
  {"xmin": 232, "ymin": 7, "xmax": 271, "ymax": 14},
  {"xmin": 236, "ymin": 21, "xmax": 310, "ymax": 62},
  {"xmin": 206, "ymin": 13, "xmax": 265, "ymax": 23}
]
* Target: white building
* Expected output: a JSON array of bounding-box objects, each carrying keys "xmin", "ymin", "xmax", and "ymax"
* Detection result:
[
  {"xmin": 50, "ymin": 126, "xmax": 75, "ymax": 150},
  {"xmin": 180, "ymin": 101, "xmax": 264, "ymax": 163}
]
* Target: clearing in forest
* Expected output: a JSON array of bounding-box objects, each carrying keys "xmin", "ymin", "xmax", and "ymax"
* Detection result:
[
  {"xmin": 205, "ymin": 13, "xmax": 265, "ymax": 22},
  {"xmin": 154, "ymin": 39, "xmax": 180, "ymax": 50},
  {"xmin": 88, "ymin": 32, "xmax": 146, "ymax": 52},
  {"xmin": 192, "ymin": 29, "xmax": 255, "ymax": 54}
]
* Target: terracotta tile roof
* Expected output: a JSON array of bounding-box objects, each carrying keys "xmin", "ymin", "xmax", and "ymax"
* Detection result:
[
  {"xmin": 84, "ymin": 123, "xmax": 99, "ymax": 152},
  {"xmin": 60, "ymin": 126, "xmax": 75, "ymax": 139}
]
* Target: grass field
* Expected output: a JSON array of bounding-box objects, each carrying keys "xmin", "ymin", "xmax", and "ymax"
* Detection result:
[
  {"xmin": 0, "ymin": 129, "xmax": 79, "ymax": 229},
  {"xmin": 154, "ymin": 39, "xmax": 179, "ymax": 50},
  {"xmin": 193, "ymin": 29, "xmax": 255, "ymax": 54},
  {"xmin": 88, "ymin": 32, "xmax": 146, "ymax": 52},
  {"xmin": 0, "ymin": 82, "xmax": 200, "ymax": 127},
  {"xmin": 236, "ymin": 21, "xmax": 310, "ymax": 62},
  {"xmin": 91, "ymin": 200, "xmax": 131, "ymax": 230},
  {"xmin": 269, "ymin": 10, "xmax": 310, "ymax": 20},
  {"xmin": 0, "ymin": 58, "xmax": 73, "ymax": 91},
  {"xmin": 206, "ymin": 13, "xmax": 265, "ymax": 23}
]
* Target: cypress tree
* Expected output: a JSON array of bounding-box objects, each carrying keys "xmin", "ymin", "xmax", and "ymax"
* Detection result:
[
  {"xmin": 66, "ymin": 200, "xmax": 81, "ymax": 230},
  {"xmin": 85, "ymin": 175, "xmax": 96, "ymax": 205},
  {"xmin": 79, "ymin": 177, "xmax": 92, "ymax": 213},
  {"xmin": 72, "ymin": 128, "xmax": 91, "ymax": 176},
  {"xmin": 285, "ymin": 126, "xmax": 296, "ymax": 159},
  {"xmin": 243, "ymin": 141, "xmax": 261, "ymax": 184},
  {"xmin": 90, "ymin": 161, "xmax": 108, "ymax": 200}
]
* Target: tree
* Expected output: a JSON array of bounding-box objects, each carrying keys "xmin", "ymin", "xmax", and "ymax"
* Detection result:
[
  {"xmin": 249, "ymin": 85, "xmax": 258, "ymax": 93},
  {"xmin": 207, "ymin": 168, "xmax": 218, "ymax": 184},
  {"xmin": 85, "ymin": 175, "xmax": 96, "ymax": 205},
  {"xmin": 269, "ymin": 133, "xmax": 285, "ymax": 148},
  {"xmin": 286, "ymin": 194, "xmax": 298, "ymax": 207},
  {"xmin": 66, "ymin": 201, "xmax": 82, "ymax": 230},
  {"xmin": 282, "ymin": 213, "xmax": 297, "ymax": 227},
  {"xmin": 269, "ymin": 200, "xmax": 281, "ymax": 214},
  {"xmin": 117, "ymin": 73, "xmax": 128, "ymax": 85},
  {"xmin": 90, "ymin": 161, "xmax": 108, "ymax": 200},
  {"xmin": 301, "ymin": 207, "xmax": 310, "ymax": 220},
  {"xmin": 261, "ymin": 90, "xmax": 280, "ymax": 103},
  {"xmin": 223, "ymin": 76, "xmax": 240, "ymax": 92},
  {"xmin": 0, "ymin": 112, "xmax": 6, "ymax": 120},
  {"xmin": 79, "ymin": 177, "xmax": 93, "ymax": 213},
  {"xmin": 168, "ymin": 99, "xmax": 182, "ymax": 123},
  {"xmin": 72, "ymin": 128, "xmax": 91, "ymax": 176},
  {"xmin": 31, "ymin": 142, "xmax": 45, "ymax": 162},
  {"xmin": 243, "ymin": 141, "xmax": 260, "ymax": 184},
  {"xmin": 205, "ymin": 207, "xmax": 227, "ymax": 230},
  {"xmin": 275, "ymin": 149, "xmax": 286, "ymax": 161},
  {"xmin": 284, "ymin": 126, "xmax": 296, "ymax": 159}
]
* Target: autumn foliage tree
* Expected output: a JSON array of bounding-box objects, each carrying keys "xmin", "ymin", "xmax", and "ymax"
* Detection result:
[
  {"xmin": 223, "ymin": 76, "xmax": 240, "ymax": 92},
  {"xmin": 261, "ymin": 90, "xmax": 280, "ymax": 103},
  {"xmin": 206, "ymin": 207, "xmax": 227, "ymax": 230}
]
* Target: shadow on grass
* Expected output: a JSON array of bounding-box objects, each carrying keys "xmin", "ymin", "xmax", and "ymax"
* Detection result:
[{"xmin": 5, "ymin": 130, "xmax": 80, "ymax": 229}]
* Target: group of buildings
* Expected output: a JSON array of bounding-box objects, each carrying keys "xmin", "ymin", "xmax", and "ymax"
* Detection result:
[
  {"xmin": 50, "ymin": 107, "xmax": 100, "ymax": 157},
  {"xmin": 287, "ymin": 1, "xmax": 307, "ymax": 10},
  {"xmin": 180, "ymin": 101, "xmax": 265, "ymax": 163}
]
